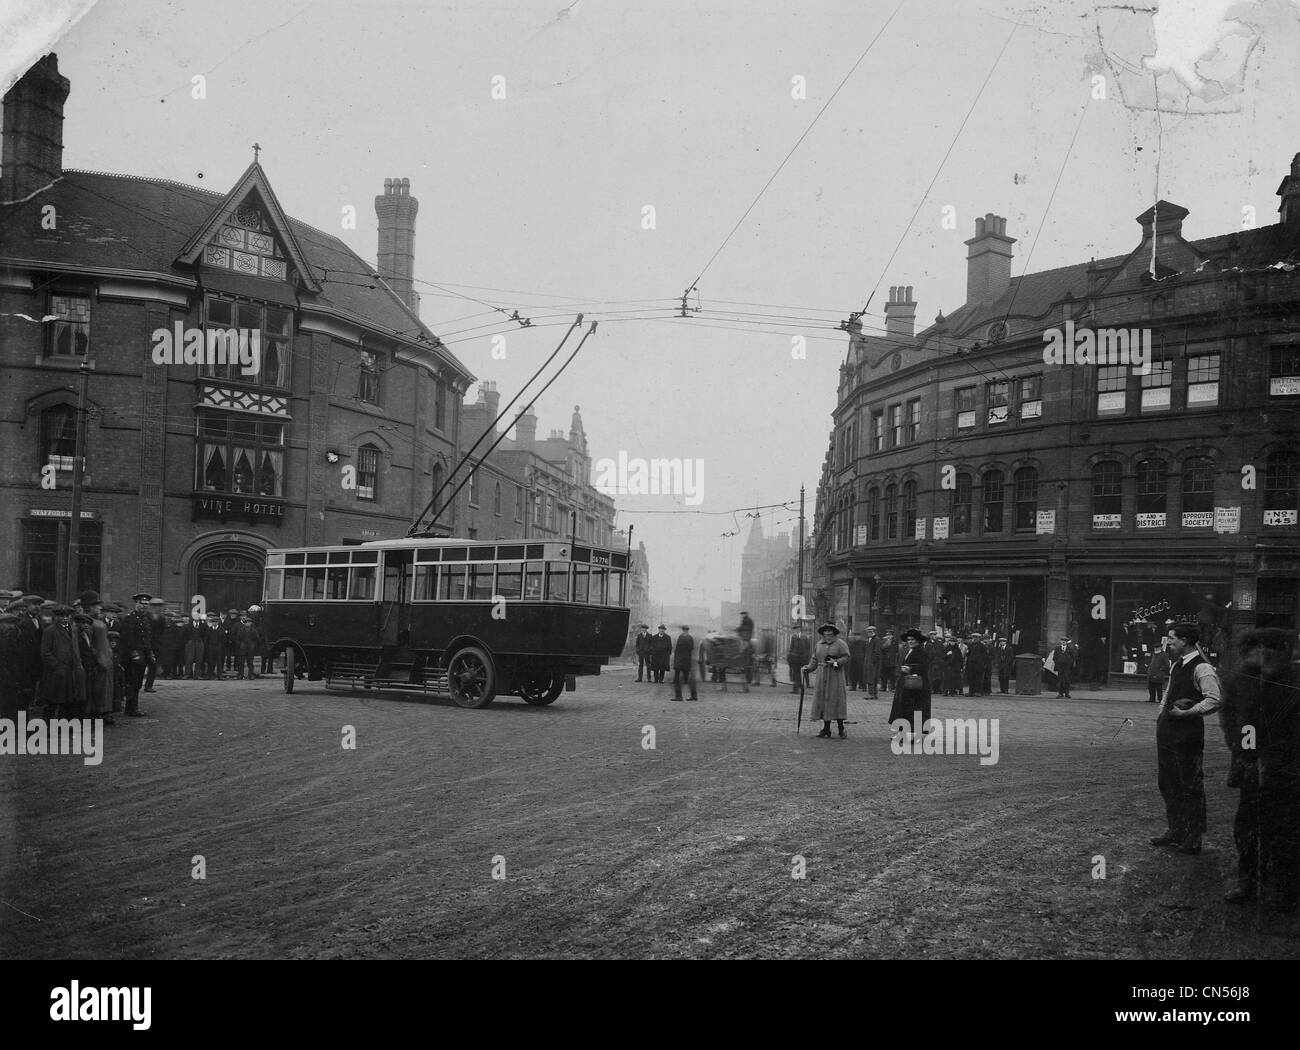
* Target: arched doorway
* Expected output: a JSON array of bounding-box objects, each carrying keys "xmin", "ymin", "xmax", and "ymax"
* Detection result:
[{"xmin": 193, "ymin": 545, "xmax": 265, "ymax": 614}]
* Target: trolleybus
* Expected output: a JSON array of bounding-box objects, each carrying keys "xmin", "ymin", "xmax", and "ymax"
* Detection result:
[{"xmin": 261, "ymin": 537, "xmax": 631, "ymax": 708}]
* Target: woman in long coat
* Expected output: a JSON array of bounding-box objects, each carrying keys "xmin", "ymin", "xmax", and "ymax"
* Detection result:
[
  {"xmin": 889, "ymin": 629, "xmax": 933, "ymax": 731},
  {"xmin": 804, "ymin": 622, "xmax": 850, "ymax": 738}
]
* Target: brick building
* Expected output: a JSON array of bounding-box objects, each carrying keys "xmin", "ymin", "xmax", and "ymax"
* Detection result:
[
  {"xmin": 0, "ymin": 55, "xmax": 476, "ymax": 609},
  {"xmin": 813, "ymin": 155, "xmax": 1300, "ymax": 684}
]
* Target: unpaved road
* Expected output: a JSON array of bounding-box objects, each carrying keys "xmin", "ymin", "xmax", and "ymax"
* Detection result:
[{"xmin": 2, "ymin": 667, "xmax": 1296, "ymax": 959}]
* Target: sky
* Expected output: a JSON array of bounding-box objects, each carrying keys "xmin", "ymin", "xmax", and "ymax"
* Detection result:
[{"xmin": 7, "ymin": 0, "xmax": 1300, "ymax": 613}]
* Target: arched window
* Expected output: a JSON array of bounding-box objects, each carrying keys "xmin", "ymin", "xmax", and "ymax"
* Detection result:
[
  {"xmin": 867, "ymin": 486, "xmax": 880, "ymax": 541},
  {"xmin": 1092, "ymin": 460, "xmax": 1123, "ymax": 521},
  {"xmin": 1263, "ymin": 450, "xmax": 1300, "ymax": 518},
  {"xmin": 1135, "ymin": 458, "xmax": 1168, "ymax": 520},
  {"xmin": 1014, "ymin": 467, "xmax": 1038, "ymax": 531},
  {"xmin": 952, "ymin": 472, "xmax": 972, "ymax": 534},
  {"xmin": 431, "ymin": 462, "xmax": 445, "ymax": 515},
  {"xmin": 357, "ymin": 444, "xmax": 379, "ymax": 501},
  {"xmin": 885, "ymin": 483, "xmax": 898, "ymax": 540},
  {"xmin": 39, "ymin": 403, "xmax": 78, "ymax": 473},
  {"xmin": 493, "ymin": 481, "xmax": 502, "ymax": 516},
  {"xmin": 902, "ymin": 480, "xmax": 917, "ymax": 538},
  {"xmin": 981, "ymin": 470, "xmax": 1004, "ymax": 533},
  {"xmin": 1181, "ymin": 457, "xmax": 1214, "ymax": 515}
]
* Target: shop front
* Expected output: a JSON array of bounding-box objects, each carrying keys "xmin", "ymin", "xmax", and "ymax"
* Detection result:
[{"xmin": 1108, "ymin": 578, "xmax": 1232, "ymax": 678}]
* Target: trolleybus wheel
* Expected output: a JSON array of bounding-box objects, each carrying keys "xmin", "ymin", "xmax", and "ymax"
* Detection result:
[
  {"xmin": 519, "ymin": 673, "xmax": 564, "ymax": 706},
  {"xmin": 447, "ymin": 646, "xmax": 496, "ymax": 708},
  {"xmin": 283, "ymin": 647, "xmax": 295, "ymax": 694}
]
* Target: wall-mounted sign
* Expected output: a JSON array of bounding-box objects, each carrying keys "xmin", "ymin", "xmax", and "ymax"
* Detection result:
[
  {"xmin": 915, "ymin": 517, "xmax": 926, "ymax": 540},
  {"xmin": 1236, "ymin": 588, "xmax": 1256, "ymax": 611},
  {"xmin": 1036, "ymin": 510, "xmax": 1055, "ymax": 535},
  {"xmin": 28, "ymin": 509, "xmax": 98, "ymax": 519},
  {"xmin": 1182, "ymin": 511, "xmax": 1212, "ymax": 528},
  {"xmin": 1264, "ymin": 509, "xmax": 1298, "ymax": 526},
  {"xmin": 1214, "ymin": 506, "xmax": 1240, "ymax": 534},
  {"xmin": 932, "ymin": 516, "xmax": 949, "ymax": 540},
  {"xmin": 1136, "ymin": 513, "xmax": 1166, "ymax": 529},
  {"xmin": 855, "ymin": 524, "xmax": 868, "ymax": 546},
  {"xmin": 1092, "ymin": 514, "xmax": 1121, "ymax": 529},
  {"xmin": 192, "ymin": 495, "xmax": 286, "ymax": 525}
]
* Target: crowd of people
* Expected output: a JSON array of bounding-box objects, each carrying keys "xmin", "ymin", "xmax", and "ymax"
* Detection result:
[{"xmin": 0, "ymin": 588, "xmax": 276, "ymax": 722}]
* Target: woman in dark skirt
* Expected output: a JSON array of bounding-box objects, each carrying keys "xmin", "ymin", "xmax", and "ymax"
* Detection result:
[{"xmin": 888, "ymin": 628, "xmax": 932, "ymax": 733}]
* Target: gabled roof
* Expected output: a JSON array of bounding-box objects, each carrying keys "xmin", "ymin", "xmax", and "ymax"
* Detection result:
[
  {"xmin": 0, "ymin": 167, "xmax": 472, "ymax": 382},
  {"xmin": 175, "ymin": 160, "xmax": 320, "ymax": 293}
]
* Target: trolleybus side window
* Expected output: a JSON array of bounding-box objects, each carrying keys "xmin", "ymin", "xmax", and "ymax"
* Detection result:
[
  {"xmin": 264, "ymin": 568, "xmax": 283, "ymax": 600},
  {"xmin": 414, "ymin": 563, "xmax": 437, "ymax": 601},
  {"xmin": 283, "ymin": 569, "xmax": 303, "ymax": 600},
  {"xmin": 349, "ymin": 565, "xmax": 377, "ymax": 600},
  {"xmin": 327, "ymin": 566, "xmax": 348, "ymax": 600},
  {"xmin": 546, "ymin": 563, "xmax": 571, "ymax": 601},
  {"xmin": 588, "ymin": 566, "xmax": 608, "ymax": 605},
  {"xmin": 524, "ymin": 562, "xmax": 543, "ymax": 599},
  {"xmin": 496, "ymin": 562, "xmax": 523, "ymax": 600},
  {"xmin": 305, "ymin": 567, "xmax": 327, "ymax": 600},
  {"xmin": 611, "ymin": 569, "xmax": 626, "ymax": 606},
  {"xmin": 572, "ymin": 565, "xmax": 590, "ymax": 603},
  {"xmin": 467, "ymin": 563, "xmax": 495, "ymax": 601},
  {"xmin": 439, "ymin": 564, "xmax": 466, "ymax": 600}
]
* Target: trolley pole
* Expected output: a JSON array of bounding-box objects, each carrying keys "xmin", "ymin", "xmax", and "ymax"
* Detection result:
[{"xmin": 64, "ymin": 359, "xmax": 93, "ymax": 603}]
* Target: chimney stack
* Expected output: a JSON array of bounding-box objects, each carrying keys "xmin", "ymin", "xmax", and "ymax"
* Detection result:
[
  {"xmin": 1278, "ymin": 154, "xmax": 1300, "ymax": 228},
  {"xmin": 481, "ymin": 380, "xmax": 500, "ymax": 420},
  {"xmin": 964, "ymin": 213, "xmax": 1015, "ymax": 305},
  {"xmin": 1136, "ymin": 200, "xmax": 1189, "ymax": 243},
  {"xmin": 515, "ymin": 409, "xmax": 537, "ymax": 448},
  {"xmin": 374, "ymin": 177, "xmax": 420, "ymax": 315},
  {"xmin": 1, "ymin": 54, "xmax": 70, "ymax": 203},
  {"xmin": 884, "ymin": 285, "xmax": 916, "ymax": 339}
]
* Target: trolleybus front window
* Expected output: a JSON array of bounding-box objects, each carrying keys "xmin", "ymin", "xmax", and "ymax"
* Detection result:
[{"xmin": 546, "ymin": 563, "xmax": 571, "ymax": 601}]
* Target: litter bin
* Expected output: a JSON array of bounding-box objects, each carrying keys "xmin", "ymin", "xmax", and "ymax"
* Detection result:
[{"xmin": 1015, "ymin": 653, "xmax": 1043, "ymax": 695}]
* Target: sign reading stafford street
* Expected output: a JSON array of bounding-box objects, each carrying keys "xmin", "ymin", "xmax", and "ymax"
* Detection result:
[{"xmin": 192, "ymin": 494, "xmax": 285, "ymax": 524}]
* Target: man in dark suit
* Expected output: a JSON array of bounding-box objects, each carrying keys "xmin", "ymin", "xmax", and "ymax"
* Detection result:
[
  {"xmin": 15, "ymin": 594, "xmax": 44, "ymax": 711},
  {"xmin": 965, "ymin": 635, "xmax": 990, "ymax": 697},
  {"xmin": 1051, "ymin": 637, "xmax": 1075, "ymax": 698},
  {"xmin": 879, "ymin": 631, "xmax": 898, "ymax": 692},
  {"xmin": 633, "ymin": 624, "xmax": 651, "ymax": 682},
  {"xmin": 994, "ymin": 636, "xmax": 1015, "ymax": 693},
  {"xmin": 847, "ymin": 630, "xmax": 867, "ymax": 691},
  {"xmin": 670, "ymin": 626, "xmax": 698, "ymax": 701},
  {"xmin": 786, "ymin": 627, "xmax": 810, "ymax": 693},
  {"xmin": 118, "ymin": 592, "xmax": 155, "ymax": 716},
  {"xmin": 863, "ymin": 626, "xmax": 883, "ymax": 698},
  {"xmin": 649, "ymin": 625, "xmax": 672, "ymax": 683},
  {"xmin": 924, "ymin": 630, "xmax": 944, "ymax": 693},
  {"xmin": 40, "ymin": 605, "xmax": 82, "ymax": 719},
  {"xmin": 143, "ymin": 597, "xmax": 168, "ymax": 692}
]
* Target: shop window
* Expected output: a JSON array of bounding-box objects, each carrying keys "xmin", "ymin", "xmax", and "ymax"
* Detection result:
[
  {"xmin": 20, "ymin": 520, "xmax": 102, "ymax": 596},
  {"xmin": 357, "ymin": 444, "xmax": 379, "ymax": 501},
  {"xmin": 1181, "ymin": 457, "xmax": 1214, "ymax": 524},
  {"xmin": 951, "ymin": 472, "xmax": 972, "ymax": 534},
  {"xmin": 1097, "ymin": 365, "xmax": 1127, "ymax": 416},
  {"xmin": 1140, "ymin": 360, "xmax": 1173, "ymax": 412},
  {"xmin": 1135, "ymin": 458, "xmax": 1168, "ymax": 528},
  {"xmin": 906, "ymin": 399, "xmax": 921, "ymax": 443},
  {"xmin": 1013, "ymin": 467, "xmax": 1038, "ymax": 531},
  {"xmin": 986, "ymin": 381, "xmax": 1009, "ymax": 426},
  {"xmin": 196, "ymin": 410, "xmax": 284, "ymax": 496},
  {"xmin": 1091, "ymin": 461, "xmax": 1123, "ymax": 526},
  {"xmin": 39, "ymin": 403, "xmax": 79, "ymax": 473},
  {"xmin": 1268, "ymin": 346, "xmax": 1300, "ymax": 397},
  {"xmin": 982, "ymin": 470, "xmax": 1004, "ymax": 532},
  {"xmin": 358, "ymin": 350, "xmax": 380, "ymax": 404},
  {"xmin": 1255, "ymin": 577, "xmax": 1298, "ymax": 631},
  {"xmin": 1186, "ymin": 354, "xmax": 1219, "ymax": 407},
  {"xmin": 47, "ymin": 293, "xmax": 90, "ymax": 357},
  {"xmin": 955, "ymin": 387, "xmax": 976, "ymax": 430},
  {"xmin": 1018, "ymin": 376, "xmax": 1042, "ymax": 421},
  {"xmin": 1263, "ymin": 449, "xmax": 1299, "ymax": 525}
]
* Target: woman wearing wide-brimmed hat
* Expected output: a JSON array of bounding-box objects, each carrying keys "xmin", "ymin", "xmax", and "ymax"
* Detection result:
[
  {"xmin": 889, "ymin": 628, "xmax": 933, "ymax": 732},
  {"xmin": 804, "ymin": 622, "xmax": 850, "ymax": 738}
]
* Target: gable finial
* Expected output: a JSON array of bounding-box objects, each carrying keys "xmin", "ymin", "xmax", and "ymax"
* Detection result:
[{"xmin": 253, "ymin": 142, "xmax": 261, "ymax": 163}]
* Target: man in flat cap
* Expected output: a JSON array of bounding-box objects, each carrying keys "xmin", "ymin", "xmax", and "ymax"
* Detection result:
[
  {"xmin": 1219, "ymin": 628, "xmax": 1300, "ymax": 912},
  {"xmin": 14, "ymin": 594, "xmax": 45, "ymax": 712},
  {"xmin": 118, "ymin": 592, "xmax": 155, "ymax": 716},
  {"xmin": 40, "ymin": 605, "xmax": 82, "ymax": 718},
  {"xmin": 143, "ymin": 597, "xmax": 169, "ymax": 693}
]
